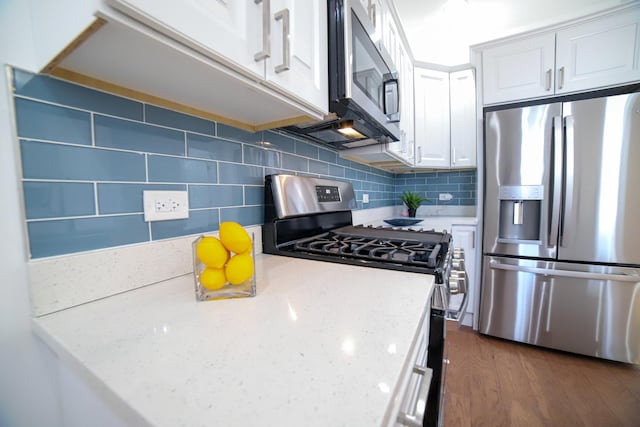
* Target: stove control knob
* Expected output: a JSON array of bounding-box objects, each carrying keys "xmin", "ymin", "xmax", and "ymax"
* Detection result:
[
  {"xmin": 452, "ymin": 248, "xmax": 465, "ymax": 259},
  {"xmin": 448, "ymin": 271, "xmax": 467, "ymax": 294},
  {"xmin": 451, "ymin": 259, "xmax": 465, "ymax": 271}
]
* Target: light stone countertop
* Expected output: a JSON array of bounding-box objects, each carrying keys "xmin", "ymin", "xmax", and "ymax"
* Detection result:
[{"xmin": 33, "ymin": 254, "xmax": 435, "ymax": 427}]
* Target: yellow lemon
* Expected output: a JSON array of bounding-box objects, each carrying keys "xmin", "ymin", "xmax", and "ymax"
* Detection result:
[
  {"xmin": 219, "ymin": 222, "xmax": 252, "ymax": 254},
  {"xmin": 225, "ymin": 253, "xmax": 254, "ymax": 285},
  {"xmin": 196, "ymin": 236, "xmax": 229, "ymax": 268},
  {"xmin": 200, "ymin": 268, "xmax": 227, "ymax": 290}
]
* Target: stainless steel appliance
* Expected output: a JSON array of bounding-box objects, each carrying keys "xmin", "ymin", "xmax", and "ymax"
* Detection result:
[
  {"xmin": 480, "ymin": 90, "xmax": 640, "ymax": 364},
  {"xmin": 263, "ymin": 174, "xmax": 468, "ymax": 426},
  {"xmin": 282, "ymin": 0, "xmax": 400, "ymax": 149}
]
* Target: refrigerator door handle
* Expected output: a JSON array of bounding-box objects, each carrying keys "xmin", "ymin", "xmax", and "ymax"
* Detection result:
[
  {"xmin": 489, "ymin": 261, "xmax": 640, "ymax": 282},
  {"xmin": 561, "ymin": 115, "xmax": 575, "ymax": 247},
  {"xmin": 549, "ymin": 116, "xmax": 563, "ymax": 248}
]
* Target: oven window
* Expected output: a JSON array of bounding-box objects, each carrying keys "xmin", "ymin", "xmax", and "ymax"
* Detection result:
[{"xmin": 351, "ymin": 11, "xmax": 390, "ymax": 109}]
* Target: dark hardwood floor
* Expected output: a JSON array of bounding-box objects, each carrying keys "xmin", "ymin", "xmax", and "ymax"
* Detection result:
[{"xmin": 443, "ymin": 324, "xmax": 640, "ymax": 427}]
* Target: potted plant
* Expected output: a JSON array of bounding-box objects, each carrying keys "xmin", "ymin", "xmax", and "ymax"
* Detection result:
[{"xmin": 400, "ymin": 191, "xmax": 427, "ymax": 218}]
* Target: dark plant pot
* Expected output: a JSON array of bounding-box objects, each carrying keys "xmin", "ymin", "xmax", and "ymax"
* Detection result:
[{"xmin": 408, "ymin": 208, "xmax": 417, "ymax": 218}]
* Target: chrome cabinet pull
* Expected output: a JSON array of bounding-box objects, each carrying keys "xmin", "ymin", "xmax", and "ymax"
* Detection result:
[
  {"xmin": 452, "ymin": 146, "xmax": 456, "ymax": 165},
  {"xmin": 545, "ymin": 69, "xmax": 552, "ymax": 91},
  {"xmin": 558, "ymin": 66, "xmax": 565, "ymax": 89},
  {"xmin": 370, "ymin": 2, "xmax": 377, "ymax": 28},
  {"xmin": 254, "ymin": 0, "xmax": 271, "ymax": 61},
  {"xmin": 274, "ymin": 8, "xmax": 290, "ymax": 73},
  {"xmin": 397, "ymin": 366, "xmax": 432, "ymax": 427},
  {"xmin": 417, "ymin": 146, "xmax": 422, "ymax": 163}
]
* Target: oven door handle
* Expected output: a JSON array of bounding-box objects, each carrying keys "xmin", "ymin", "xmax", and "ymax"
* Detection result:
[{"xmin": 447, "ymin": 288, "xmax": 469, "ymax": 327}]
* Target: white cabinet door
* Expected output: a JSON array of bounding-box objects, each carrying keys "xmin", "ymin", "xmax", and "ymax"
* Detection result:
[
  {"xmin": 452, "ymin": 225, "xmax": 477, "ymax": 326},
  {"xmin": 414, "ymin": 67, "xmax": 450, "ymax": 168},
  {"xmin": 482, "ymin": 33, "xmax": 556, "ymax": 105},
  {"xmin": 401, "ymin": 46, "xmax": 415, "ymax": 165},
  {"xmin": 381, "ymin": 1, "xmax": 398, "ymax": 68},
  {"xmin": 389, "ymin": 43, "xmax": 414, "ymax": 164},
  {"xmin": 359, "ymin": 0, "xmax": 384, "ymax": 38},
  {"xmin": 555, "ymin": 10, "xmax": 640, "ymax": 94},
  {"xmin": 265, "ymin": 0, "xmax": 328, "ymax": 112},
  {"xmin": 449, "ymin": 69, "xmax": 476, "ymax": 168},
  {"xmin": 109, "ymin": 0, "xmax": 264, "ymax": 77}
]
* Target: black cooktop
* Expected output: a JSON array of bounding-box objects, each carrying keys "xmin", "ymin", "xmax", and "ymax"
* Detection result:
[{"xmin": 270, "ymin": 224, "xmax": 451, "ymax": 278}]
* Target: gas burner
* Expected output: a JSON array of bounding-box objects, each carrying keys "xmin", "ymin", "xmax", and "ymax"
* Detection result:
[{"xmin": 294, "ymin": 232, "xmax": 443, "ymax": 268}]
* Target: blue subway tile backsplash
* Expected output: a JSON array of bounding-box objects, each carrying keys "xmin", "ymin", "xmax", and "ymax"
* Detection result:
[
  {"xmin": 187, "ymin": 133, "xmax": 243, "ymax": 163},
  {"xmin": 21, "ymin": 140, "xmax": 146, "ymax": 181},
  {"xmin": 13, "ymin": 68, "xmax": 475, "ymax": 259},
  {"xmin": 97, "ymin": 183, "xmax": 186, "ymax": 215},
  {"xmin": 150, "ymin": 209, "xmax": 219, "ymax": 241},
  {"xmin": 144, "ymin": 104, "xmax": 215, "ymax": 136},
  {"xmin": 15, "ymin": 98, "xmax": 92, "ymax": 145},
  {"xmin": 94, "ymin": 115, "xmax": 185, "ymax": 156},
  {"xmin": 13, "ymin": 69, "xmax": 143, "ymax": 121},
  {"xmin": 147, "ymin": 155, "xmax": 218, "ymax": 183},
  {"xmin": 23, "ymin": 182, "xmax": 95, "ymax": 220},
  {"xmin": 189, "ymin": 185, "xmax": 244, "ymax": 209},
  {"xmin": 28, "ymin": 215, "xmax": 149, "ymax": 258}
]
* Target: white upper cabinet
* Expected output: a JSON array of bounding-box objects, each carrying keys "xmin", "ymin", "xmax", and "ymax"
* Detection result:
[
  {"xmin": 108, "ymin": 0, "xmax": 265, "ymax": 77},
  {"xmin": 482, "ymin": 34, "xmax": 556, "ymax": 105},
  {"xmin": 109, "ymin": 0, "xmax": 327, "ymax": 114},
  {"xmin": 481, "ymin": 5, "xmax": 640, "ymax": 105},
  {"xmin": 359, "ymin": 0, "xmax": 384, "ymax": 38},
  {"xmin": 414, "ymin": 67, "xmax": 476, "ymax": 169},
  {"xmin": 389, "ymin": 42, "xmax": 414, "ymax": 164},
  {"xmin": 414, "ymin": 67, "xmax": 450, "ymax": 168},
  {"xmin": 381, "ymin": 2, "xmax": 399, "ymax": 68},
  {"xmin": 449, "ymin": 69, "xmax": 476, "ymax": 168},
  {"xmin": 555, "ymin": 11, "xmax": 640, "ymax": 94},
  {"xmin": 264, "ymin": 0, "xmax": 327, "ymax": 111}
]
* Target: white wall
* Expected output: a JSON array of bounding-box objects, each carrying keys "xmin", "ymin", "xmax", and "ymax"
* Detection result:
[{"xmin": 0, "ymin": 1, "xmax": 63, "ymax": 426}]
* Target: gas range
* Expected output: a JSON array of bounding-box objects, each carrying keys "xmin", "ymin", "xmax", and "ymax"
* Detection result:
[
  {"xmin": 262, "ymin": 174, "xmax": 467, "ymax": 303},
  {"xmin": 262, "ymin": 174, "xmax": 467, "ymax": 427}
]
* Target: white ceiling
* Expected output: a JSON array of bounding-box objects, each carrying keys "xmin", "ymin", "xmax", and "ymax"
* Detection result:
[{"xmin": 392, "ymin": 0, "xmax": 631, "ymax": 66}]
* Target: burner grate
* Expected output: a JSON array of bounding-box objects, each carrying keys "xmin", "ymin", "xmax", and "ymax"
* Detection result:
[{"xmin": 294, "ymin": 232, "xmax": 442, "ymax": 268}]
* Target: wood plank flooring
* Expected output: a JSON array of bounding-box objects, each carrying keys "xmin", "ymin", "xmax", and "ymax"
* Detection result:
[{"xmin": 443, "ymin": 324, "xmax": 640, "ymax": 427}]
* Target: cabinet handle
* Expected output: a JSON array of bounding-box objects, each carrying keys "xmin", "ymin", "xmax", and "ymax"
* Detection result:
[
  {"xmin": 558, "ymin": 66, "xmax": 565, "ymax": 89},
  {"xmin": 254, "ymin": 0, "xmax": 271, "ymax": 61},
  {"xmin": 370, "ymin": 2, "xmax": 377, "ymax": 27},
  {"xmin": 452, "ymin": 147, "xmax": 456, "ymax": 165},
  {"xmin": 274, "ymin": 8, "xmax": 290, "ymax": 73},
  {"xmin": 545, "ymin": 69, "xmax": 552, "ymax": 91},
  {"xmin": 472, "ymin": 230, "xmax": 475, "ymax": 249},
  {"xmin": 417, "ymin": 146, "xmax": 422, "ymax": 163},
  {"xmin": 397, "ymin": 365, "xmax": 432, "ymax": 426}
]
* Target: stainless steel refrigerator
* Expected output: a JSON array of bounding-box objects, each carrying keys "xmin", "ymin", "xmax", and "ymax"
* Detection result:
[{"xmin": 480, "ymin": 91, "xmax": 640, "ymax": 364}]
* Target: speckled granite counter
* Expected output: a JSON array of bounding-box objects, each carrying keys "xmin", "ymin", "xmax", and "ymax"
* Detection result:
[{"xmin": 33, "ymin": 254, "xmax": 434, "ymax": 427}]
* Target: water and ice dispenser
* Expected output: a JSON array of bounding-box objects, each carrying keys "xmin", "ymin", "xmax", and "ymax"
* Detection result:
[{"xmin": 498, "ymin": 185, "xmax": 544, "ymax": 242}]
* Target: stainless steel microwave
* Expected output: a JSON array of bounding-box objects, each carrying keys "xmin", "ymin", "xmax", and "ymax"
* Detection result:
[{"xmin": 282, "ymin": 0, "xmax": 400, "ymax": 150}]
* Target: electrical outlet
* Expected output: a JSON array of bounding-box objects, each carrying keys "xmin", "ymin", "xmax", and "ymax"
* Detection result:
[
  {"xmin": 439, "ymin": 193, "xmax": 453, "ymax": 201},
  {"xmin": 143, "ymin": 191, "xmax": 189, "ymax": 222},
  {"xmin": 362, "ymin": 193, "xmax": 369, "ymax": 203}
]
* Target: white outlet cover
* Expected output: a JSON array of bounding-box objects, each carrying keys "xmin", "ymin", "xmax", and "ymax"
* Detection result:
[
  {"xmin": 362, "ymin": 194, "xmax": 369, "ymax": 203},
  {"xmin": 143, "ymin": 191, "xmax": 189, "ymax": 222},
  {"xmin": 439, "ymin": 193, "xmax": 453, "ymax": 201}
]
